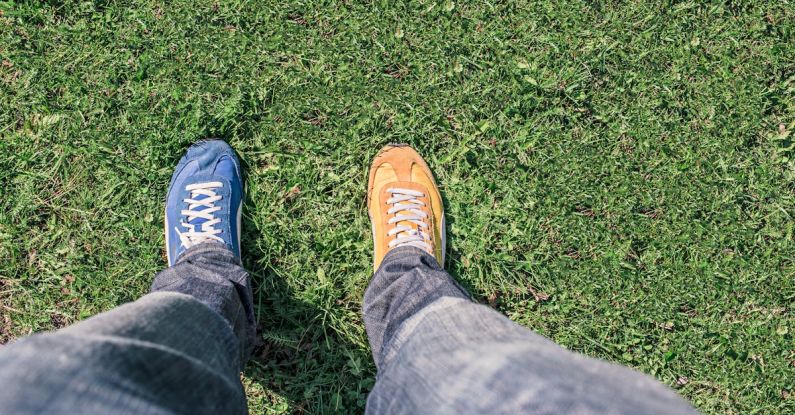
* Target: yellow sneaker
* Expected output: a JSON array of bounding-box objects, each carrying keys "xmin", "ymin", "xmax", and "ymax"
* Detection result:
[{"xmin": 367, "ymin": 144, "xmax": 445, "ymax": 270}]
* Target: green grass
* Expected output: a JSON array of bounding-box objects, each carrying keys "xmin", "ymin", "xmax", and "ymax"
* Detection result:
[{"xmin": 1, "ymin": 0, "xmax": 794, "ymax": 413}]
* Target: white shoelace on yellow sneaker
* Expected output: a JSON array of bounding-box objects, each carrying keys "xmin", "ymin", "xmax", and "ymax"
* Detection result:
[
  {"xmin": 175, "ymin": 182, "xmax": 225, "ymax": 249},
  {"xmin": 386, "ymin": 187, "xmax": 432, "ymax": 252}
]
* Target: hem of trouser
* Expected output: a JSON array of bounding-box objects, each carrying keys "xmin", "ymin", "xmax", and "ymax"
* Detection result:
[
  {"xmin": 176, "ymin": 242, "xmax": 239, "ymax": 265},
  {"xmin": 376, "ymin": 246, "xmax": 441, "ymax": 272},
  {"xmin": 375, "ymin": 245, "xmax": 470, "ymax": 298},
  {"xmin": 367, "ymin": 244, "xmax": 472, "ymax": 370}
]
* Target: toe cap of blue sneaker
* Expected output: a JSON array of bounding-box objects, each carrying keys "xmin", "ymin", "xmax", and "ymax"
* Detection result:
[{"xmin": 170, "ymin": 140, "xmax": 242, "ymax": 187}]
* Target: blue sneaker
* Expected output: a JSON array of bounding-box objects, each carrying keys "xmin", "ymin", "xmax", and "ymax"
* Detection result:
[{"xmin": 165, "ymin": 140, "xmax": 243, "ymax": 266}]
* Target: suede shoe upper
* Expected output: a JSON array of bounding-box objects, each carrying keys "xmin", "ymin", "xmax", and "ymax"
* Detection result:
[
  {"xmin": 367, "ymin": 144, "xmax": 445, "ymax": 270},
  {"xmin": 165, "ymin": 140, "xmax": 243, "ymax": 266}
]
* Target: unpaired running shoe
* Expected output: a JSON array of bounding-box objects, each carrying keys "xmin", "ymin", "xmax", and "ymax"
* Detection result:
[
  {"xmin": 367, "ymin": 144, "xmax": 445, "ymax": 270},
  {"xmin": 165, "ymin": 140, "xmax": 243, "ymax": 266}
]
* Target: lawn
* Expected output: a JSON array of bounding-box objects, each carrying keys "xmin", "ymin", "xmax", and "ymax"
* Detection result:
[{"xmin": 1, "ymin": 0, "xmax": 793, "ymax": 413}]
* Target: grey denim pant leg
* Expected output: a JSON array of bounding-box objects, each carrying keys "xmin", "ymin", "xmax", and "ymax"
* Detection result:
[
  {"xmin": 0, "ymin": 243, "xmax": 254, "ymax": 415},
  {"xmin": 363, "ymin": 246, "xmax": 698, "ymax": 415}
]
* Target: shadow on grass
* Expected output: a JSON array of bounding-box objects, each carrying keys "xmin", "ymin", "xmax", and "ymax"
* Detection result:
[
  {"xmin": 437, "ymin": 192, "xmax": 482, "ymax": 302},
  {"xmin": 229, "ymin": 142, "xmax": 484, "ymax": 412},
  {"xmin": 238, "ymin": 195, "xmax": 375, "ymax": 413}
]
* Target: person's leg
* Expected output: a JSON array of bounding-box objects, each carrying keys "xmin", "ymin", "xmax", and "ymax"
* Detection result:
[
  {"xmin": 0, "ymin": 243, "xmax": 253, "ymax": 415},
  {"xmin": 364, "ymin": 144, "xmax": 697, "ymax": 414},
  {"xmin": 150, "ymin": 242, "xmax": 256, "ymax": 365},
  {"xmin": 364, "ymin": 247, "xmax": 697, "ymax": 414},
  {"xmin": 0, "ymin": 140, "xmax": 254, "ymax": 414}
]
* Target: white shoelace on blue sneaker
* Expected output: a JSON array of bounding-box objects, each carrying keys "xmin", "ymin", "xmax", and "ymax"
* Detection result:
[
  {"xmin": 175, "ymin": 182, "xmax": 225, "ymax": 249},
  {"xmin": 386, "ymin": 187, "xmax": 432, "ymax": 252}
]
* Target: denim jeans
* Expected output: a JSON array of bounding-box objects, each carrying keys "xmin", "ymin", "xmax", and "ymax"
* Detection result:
[
  {"xmin": 363, "ymin": 247, "xmax": 696, "ymax": 414},
  {"xmin": 0, "ymin": 244, "xmax": 697, "ymax": 414}
]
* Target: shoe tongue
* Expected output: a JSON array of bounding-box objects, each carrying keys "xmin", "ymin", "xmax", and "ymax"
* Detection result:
[
  {"xmin": 187, "ymin": 157, "xmax": 233, "ymax": 230},
  {"xmin": 187, "ymin": 193, "xmax": 211, "ymax": 231},
  {"xmin": 394, "ymin": 200, "xmax": 425, "ymax": 238},
  {"xmin": 396, "ymin": 209, "xmax": 419, "ymax": 231}
]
